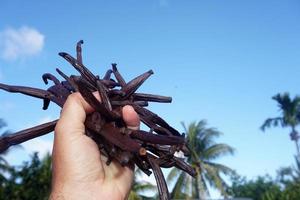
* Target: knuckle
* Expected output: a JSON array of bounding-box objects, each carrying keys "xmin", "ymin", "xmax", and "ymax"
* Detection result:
[{"xmin": 67, "ymin": 92, "xmax": 81, "ymax": 102}]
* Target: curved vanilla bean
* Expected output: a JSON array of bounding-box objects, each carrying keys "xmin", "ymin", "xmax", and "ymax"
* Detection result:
[
  {"xmin": 148, "ymin": 155, "xmax": 170, "ymax": 200},
  {"xmin": 42, "ymin": 73, "xmax": 61, "ymax": 85},
  {"xmin": 173, "ymin": 157, "xmax": 197, "ymax": 177},
  {"xmin": 0, "ymin": 120, "xmax": 58, "ymax": 153},
  {"xmin": 158, "ymin": 158, "xmax": 176, "ymax": 168},
  {"xmin": 43, "ymin": 99, "xmax": 51, "ymax": 110}
]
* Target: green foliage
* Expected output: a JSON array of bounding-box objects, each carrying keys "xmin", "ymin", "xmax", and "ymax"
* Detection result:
[
  {"xmin": 0, "ymin": 119, "xmax": 11, "ymax": 191},
  {"xmin": 261, "ymin": 93, "xmax": 300, "ymax": 159},
  {"xmin": 0, "ymin": 152, "xmax": 52, "ymax": 200},
  {"xmin": 261, "ymin": 93, "xmax": 300, "ymax": 130},
  {"xmin": 228, "ymin": 174, "xmax": 282, "ymax": 200},
  {"xmin": 229, "ymin": 157, "xmax": 300, "ymax": 200},
  {"xmin": 168, "ymin": 120, "xmax": 235, "ymax": 199}
]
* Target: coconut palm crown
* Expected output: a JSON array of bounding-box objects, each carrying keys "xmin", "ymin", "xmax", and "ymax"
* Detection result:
[
  {"xmin": 167, "ymin": 120, "xmax": 235, "ymax": 200},
  {"xmin": 261, "ymin": 93, "xmax": 300, "ymax": 155}
]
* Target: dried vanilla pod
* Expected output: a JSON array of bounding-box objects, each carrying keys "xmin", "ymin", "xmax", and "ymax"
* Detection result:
[{"xmin": 0, "ymin": 41, "xmax": 196, "ymax": 200}]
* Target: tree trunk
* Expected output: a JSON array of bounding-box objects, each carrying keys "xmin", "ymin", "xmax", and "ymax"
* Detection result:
[{"xmin": 291, "ymin": 127, "xmax": 300, "ymax": 158}]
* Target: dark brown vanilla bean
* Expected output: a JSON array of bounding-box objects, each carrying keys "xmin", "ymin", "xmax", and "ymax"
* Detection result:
[
  {"xmin": 121, "ymin": 70, "xmax": 154, "ymax": 98},
  {"xmin": 133, "ymin": 155, "xmax": 152, "ymax": 176},
  {"xmin": 77, "ymin": 79, "xmax": 120, "ymax": 120},
  {"xmin": 107, "ymin": 89, "xmax": 125, "ymax": 97},
  {"xmin": 96, "ymin": 79, "xmax": 112, "ymax": 111},
  {"xmin": 70, "ymin": 75, "xmax": 96, "ymax": 91},
  {"xmin": 130, "ymin": 130, "xmax": 184, "ymax": 145},
  {"xmin": 0, "ymin": 83, "xmax": 54, "ymax": 100},
  {"xmin": 0, "ymin": 120, "xmax": 58, "ymax": 153},
  {"xmin": 100, "ymin": 79, "xmax": 120, "ymax": 88},
  {"xmin": 133, "ymin": 93, "xmax": 172, "ymax": 103},
  {"xmin": 42, "ymin": 73, "xmax": 61, "ymax": 85},
  {"xmin": 132, "ymin": 105, "xmax": 173, "ymax": 135},
  {"xmin": 86, "ymin": 122, "xmax": 141, "ymax": 153},
  {"xmin": 110, "ymin": 100, "xmax": 148, "ymax": 107},
  {"xmin": 148, "ymin": 155, "xmax": 170, "ymax": 200},
  {"xmin": 173, "ymin": 157, "xmax": 197, "ymax": 177},
  {"xmin": 56, "ymin": 68, "xmax": 78, "ymax": 92},
  {"xmin": 103, "ymin": 69, "xmax": 113, "ymax": 80},
  {"xmin": 0, "ymin": 41, "xmax": 196, "ymax": 200},
  {"xmin": 139, "ymin": 107, "xmax": 181, "ymax": 136},
  {"xmin": 58, "ymin": 52, "xmax": 97, "ymax": 84},
  {"xmin": 112, "ymin": 63, "xmax": 126, "ymax": 87},
  {"xmin": 76, "ymin": 40, "xmax": 84, "ymax": 64}
]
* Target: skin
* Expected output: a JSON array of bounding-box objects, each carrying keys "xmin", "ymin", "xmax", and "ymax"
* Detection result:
[{"xmin": 50, "ymin": 93, "xmax": 140, "ymax": 200}]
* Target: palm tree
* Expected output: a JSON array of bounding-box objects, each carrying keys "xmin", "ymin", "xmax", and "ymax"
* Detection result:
[
  {"xmin": 261, "ymin": 93, "xmax": 300, "ymax": 156},
  {"xmin": 0, "ymin": 119, "xmax": 11, "ymax": 180},
  {"xmin": 0, "ymin": 118, "xmax": 14, "ymax": 198},
  {"xmin": 277, "ymin": 156, "xmax": 300, "ymax": 187},
  {"xmin": 167, "ymin": 120, "xmax": 235, "ymax": 200},
  {"xmin": 128, "ymin": 168, "xmax": 157, "ymax": 200}
]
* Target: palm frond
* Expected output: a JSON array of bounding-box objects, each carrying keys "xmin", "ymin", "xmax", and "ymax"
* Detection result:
[
  {"xmin": 170, "ymin": 172, "xmax": 188, "ymax": 199},
  {"xmin": 203, "ymin": 161, "xmax": 235, "ymax": 176},
  {"xmin": 167, "ymin": 167, "xmax": 180, "ymax": 183},
  {"xmin": 174, "ymin": 121, "xmax": 234, "ymax": 198},
  {"xmin": 197, "ymin": 169, "xmax": 210, "ymax": 199},
  {"xmin": 203, "ymin": 143, "xmax": 235, "ymax": 160},
  {"xmin": 260, "ymin": 117, "xmax": 284, "ymax": 131},
  {"xmin": 133, "ymin": 181, "xmax": 156, "ymax": 193},
  {"xmin": 271, "ymin": 93, "xmax": 300, "ymax": 127},
  {"xmin": 202, "ymin": 163, "xmax": 228, "ymax": 195}
]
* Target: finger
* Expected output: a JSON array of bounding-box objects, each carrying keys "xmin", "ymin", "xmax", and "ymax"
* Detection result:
[
  {"xmin": 55, "ymin": 92, "xmax": 100, "ymax": 136},
  {"xmin": 122, "ymin": 105, "xmax": 140, "ymax": 130}
]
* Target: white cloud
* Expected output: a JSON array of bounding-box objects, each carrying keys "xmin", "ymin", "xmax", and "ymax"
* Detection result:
[{"xmin": 0, "ymin": 26, "xmax": 45, "ymax": 61}]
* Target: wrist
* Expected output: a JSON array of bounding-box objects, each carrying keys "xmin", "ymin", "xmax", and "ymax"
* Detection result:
[{"xmin": 50, "ymin": 180, "xmax": 103, "ymax": 200}]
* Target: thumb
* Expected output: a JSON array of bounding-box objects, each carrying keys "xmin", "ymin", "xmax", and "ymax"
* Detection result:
[
  {"xmin": 55, "ymin": 92, "xmax": 99, "ymax": 137},
  {"xmin": 122, "ymin": 105, "xmax": 140, "ymax": 130}
]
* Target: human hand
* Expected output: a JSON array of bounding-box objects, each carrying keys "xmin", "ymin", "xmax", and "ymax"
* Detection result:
[{"xmin": 50, "ymin": 93, "xmax": 140, "ymax": 200}]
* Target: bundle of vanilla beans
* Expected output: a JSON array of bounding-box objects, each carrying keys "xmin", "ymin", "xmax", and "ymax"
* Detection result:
[{"xmin": 0, "ymin": 41, "xmax": 195, "ymax": 200}]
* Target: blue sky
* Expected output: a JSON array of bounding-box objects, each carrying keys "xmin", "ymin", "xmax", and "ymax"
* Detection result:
[{"xmin": 0, "ymin": 0, "xmax": 300, "ymax": 197}]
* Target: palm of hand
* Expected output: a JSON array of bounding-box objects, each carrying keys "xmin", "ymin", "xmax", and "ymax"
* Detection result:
[{"xmin": 50, "ymin": 93, "xmax": 139, "ymax": 200}]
